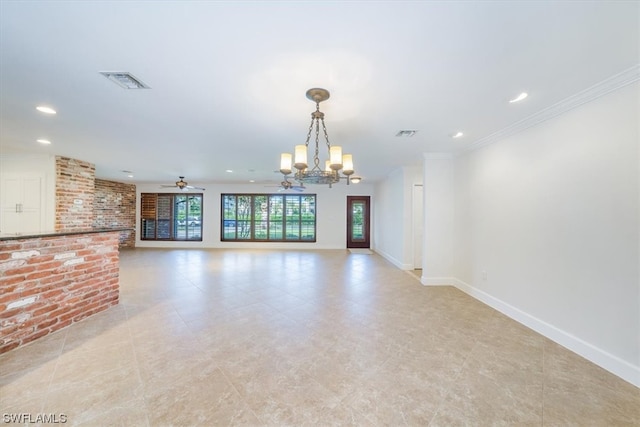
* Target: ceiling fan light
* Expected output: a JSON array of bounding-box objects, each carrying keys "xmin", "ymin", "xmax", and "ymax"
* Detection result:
[{"xmin": 161, "ymin": 176, "xmax": 205, "ymax": 191}]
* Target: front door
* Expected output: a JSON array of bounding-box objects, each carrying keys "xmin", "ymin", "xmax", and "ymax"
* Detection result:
[{"xmin": 346, "ymin": 196, "xmax": 370, "ymax": 248}]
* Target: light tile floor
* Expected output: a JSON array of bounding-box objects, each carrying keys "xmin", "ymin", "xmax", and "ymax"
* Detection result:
[{"xmin": 1, "ymin": 248, "xmax": 638, "ymax": 426}]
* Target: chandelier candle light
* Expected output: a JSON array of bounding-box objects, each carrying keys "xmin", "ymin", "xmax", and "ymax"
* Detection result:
[{"xmin": 280, "ymin": 88, "xmax": 356, "ymax": 186}]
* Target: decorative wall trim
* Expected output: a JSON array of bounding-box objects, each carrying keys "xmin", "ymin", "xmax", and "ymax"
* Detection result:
[
  {"xmin": 466, "ymin": 64, "xmax": 640, "ymax": 152},
  {"xmin": 450, "ymin": 277, "xmax": 640, "ymax": 388}
]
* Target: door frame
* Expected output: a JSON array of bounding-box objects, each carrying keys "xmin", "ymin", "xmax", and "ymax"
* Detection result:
[
  {"xmin": 346, "ymin": 195, "xmax": 370, "ymax": 248},
  {"xmin": 412, "ymin": 183, "xmax": 423, "ymax": 269}
]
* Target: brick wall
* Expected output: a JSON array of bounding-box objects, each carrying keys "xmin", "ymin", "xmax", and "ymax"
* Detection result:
[
  {"xmin": 94, "ymin": 179, "xmax": 136, "ymax": 248},
  {"xmin": 55, "ymin": 156, "xmax": 95, "ymax": 231},
  {"xmin": 0, "ymin": 231, "xmax": 120, "ymax": 354}
]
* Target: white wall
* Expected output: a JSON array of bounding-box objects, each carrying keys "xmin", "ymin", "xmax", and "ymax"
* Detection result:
[
  {"xmin": 452, "ymin": 82, "xmax": 639, "ymax": 385},
  {"xmin": 373, "ymin": 165, "xmax": 421, "ymax": 269},
  {"xmin": 135, "ymin": 181, "xmax": 374, "ymax": 249},
  {"xmin": 422, "ymin": 154, "xmax": 454, "ymax": 285}
]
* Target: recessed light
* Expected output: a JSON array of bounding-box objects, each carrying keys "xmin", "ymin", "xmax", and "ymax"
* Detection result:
[
  {"xmin": 225, "ymin": 169, "xmax": 233, "ymax": 173},
  {"xmin": 36, "ymin": 106, "xmax": 56, "ymax": 114},
  {"xmin": 452, "ymin": 132, "xmax": 464, "ymax": 138},
  {"xmin": 249, "ymin": 180, "xmax": 255, "ymax": 183},
  {"xmin": 127, "ymin": 175, "xmax": 134, "ymax": 178},
  {"xmin": 37, "ymin": 139, "xmax": 51, "ymax": 144},
  {"xmin": 509, "ymin": 92, "xmax": 528, "ymax": 103}
]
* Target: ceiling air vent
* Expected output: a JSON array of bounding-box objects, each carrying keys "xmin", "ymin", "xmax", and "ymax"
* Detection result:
[
  {"xmin": 100, "ymin": 72, "xmax": 150, "ymax": 89},
  {"xmin": 395, "ymin": 130, "xmax": 417, "ymax": 137}
]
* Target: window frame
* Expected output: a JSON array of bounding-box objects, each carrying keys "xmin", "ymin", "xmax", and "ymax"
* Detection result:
[
  {"xmin": 221, "ymin": 193, "xmax": 316, "ymax": 242},
  {"xmin": 140, "ymin": 193, "xmax": 203, "ymax": 241}
]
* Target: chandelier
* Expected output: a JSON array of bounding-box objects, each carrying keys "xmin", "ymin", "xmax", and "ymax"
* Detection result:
[{"xmin": 279, "ymin": 88, "xmax": 356, "ymax": 186}]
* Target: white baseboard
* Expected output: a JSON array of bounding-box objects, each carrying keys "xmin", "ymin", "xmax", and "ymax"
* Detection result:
[
  {"xmin": 375, "ymin": 249, "xmax": 413, "ymax": 270},
  {"xmin": 421, "ymin": 276, "xmax": 455, "ymax": 286},
  {"xmin": 448, "ymin": 277, "xmax": 640, "ymax": 388}
]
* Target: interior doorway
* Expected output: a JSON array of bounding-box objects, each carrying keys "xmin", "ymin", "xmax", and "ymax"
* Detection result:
[{"xmin": 346, "ymin": 195, "xmax": 370, "ymax": 248}]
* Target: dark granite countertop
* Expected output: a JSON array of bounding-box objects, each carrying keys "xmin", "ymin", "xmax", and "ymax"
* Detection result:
[{"xmin": 0, "ymin": 228, "xmax": 133, "ymax": 241}]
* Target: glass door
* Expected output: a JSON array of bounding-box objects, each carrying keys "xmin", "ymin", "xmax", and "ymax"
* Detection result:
[{"xmin": 346, "ymin": 196, "xmax": 370, "ymax": 248}]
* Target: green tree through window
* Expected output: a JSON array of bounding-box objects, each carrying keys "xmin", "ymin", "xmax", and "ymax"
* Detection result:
[{"xmin": 222, "ymin": 194, "xmax": 316, "ymax": 242}]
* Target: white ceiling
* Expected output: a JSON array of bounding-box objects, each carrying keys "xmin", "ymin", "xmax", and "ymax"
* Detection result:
[{"xmin": 1, "ymin": 1, "xmax": 638, "ymax": 186}]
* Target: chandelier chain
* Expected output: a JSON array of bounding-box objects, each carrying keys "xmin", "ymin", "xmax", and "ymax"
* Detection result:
[
  {"xmin": 321, "ymin": 118, "xmax": 331, "ymax": 151},
  {"xmin": 304, "ymin": 114, "xmax": 314, "ymax": 146},
  {"xmin": 313, "ymin": 117, "xmax": 321, "ymax": 169}
]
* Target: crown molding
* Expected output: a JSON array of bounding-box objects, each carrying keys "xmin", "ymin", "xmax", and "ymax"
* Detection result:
[{"xmin": 465, "ymin": 64, "xmax": 640, "ymax": 153}]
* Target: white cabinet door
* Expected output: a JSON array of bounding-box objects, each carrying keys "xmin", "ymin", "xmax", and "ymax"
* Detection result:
[
  {"xmin": 0, "ymin": 174, "xmax": 44, "ymax": 233},
  {"xmin": 2, "ymin": 176, "xmax": 22, "ymax": 205},
  {"xmin": 22, "ymin": 177, "xmax": 43, "ymax": 209}
]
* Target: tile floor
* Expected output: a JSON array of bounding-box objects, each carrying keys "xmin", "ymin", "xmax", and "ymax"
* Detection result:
[{"xmin": 1, "ymin": 248, "xmax": 638, "ymax": 426}]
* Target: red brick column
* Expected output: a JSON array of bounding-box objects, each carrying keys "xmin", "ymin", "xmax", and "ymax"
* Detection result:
[
  {"xmin": 55, "ymin": 156, "xmax": 95, "ymax": 231},
  {"xmin": 0, "ymin": 231, "xmax": 120, "ymax": 353}
]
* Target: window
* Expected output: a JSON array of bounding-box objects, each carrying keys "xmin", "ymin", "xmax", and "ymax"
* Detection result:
[
  {"xmin": 222, "ymin": 194, "xmax": 316, "ymax": 242},
  {"xmin": 141, "ymin": 193, "xmax": 203, "ymax": 241}
]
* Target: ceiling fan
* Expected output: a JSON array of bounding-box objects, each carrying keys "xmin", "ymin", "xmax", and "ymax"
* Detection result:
[
  {"xmin": 265, "ymin": 177, "xmax": 305, "ymax": 192},
  {"xmin": 161, "ymin": 176, "xmax": 205, "ymax": 191}
]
